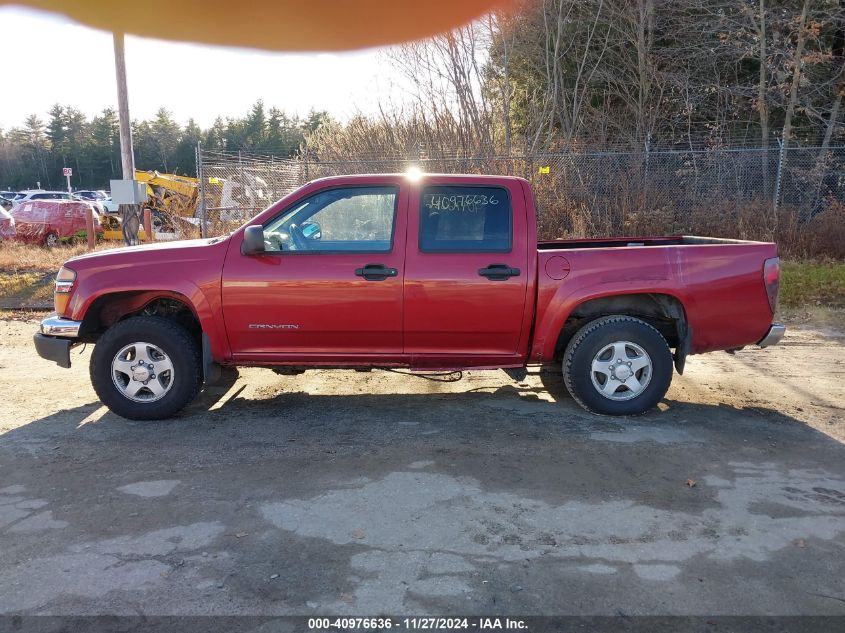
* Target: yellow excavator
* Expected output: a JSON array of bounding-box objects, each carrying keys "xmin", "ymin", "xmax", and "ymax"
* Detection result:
[
  {"xmin": 136, "ymin": 170, "xmax": 199, "ymax": 220},
  {"xmin": 102, "ymin": 170, "xmax": 200, "ymax": 240}
]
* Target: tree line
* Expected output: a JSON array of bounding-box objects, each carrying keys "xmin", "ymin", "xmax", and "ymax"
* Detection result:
[
  {"xmin": 308, "ymin": 0, "xmax": 844, "ymax": 161},
  {"xmin": 0, "ymin": 102, "xmax": 329, "ymax": 191},
  {"xmin": 2, "ymin": 0, "xmax": 843, "ymax": 191},
  {"xmin": 299, "ymin": 0, "xmax": 845, "ymax": 260},
  {"xmin": 493, "ymin": 0, "xmax": 844, "ymax": 151}
]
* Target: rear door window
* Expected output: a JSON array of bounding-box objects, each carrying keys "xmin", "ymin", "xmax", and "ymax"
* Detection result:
[{"xmin": 419, "ymin": 185, "xmax": 511, "ymax": 252}]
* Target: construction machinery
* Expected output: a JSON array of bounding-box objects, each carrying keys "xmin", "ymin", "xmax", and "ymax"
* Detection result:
[
  {"xmin": 101, "ymin": 170, "xmax": 199, "ymax": 240},
  {"xmin": 135, "ymin": 170, "xmax": 199, "ymax": 221},
  {"xmin": 100, "ymin": 168, "xmax": 277, "ymax": 240}
]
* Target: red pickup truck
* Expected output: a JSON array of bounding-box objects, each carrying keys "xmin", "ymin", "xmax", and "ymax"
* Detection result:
[{"xmin": 34, "ymin": 173, "xmax": 784, "ymax": 420}]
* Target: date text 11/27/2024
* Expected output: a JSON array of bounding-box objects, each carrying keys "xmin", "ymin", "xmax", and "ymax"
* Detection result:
[{"xmin": 308, "ymin": 617, "xmax": 528, "ymax": 630}]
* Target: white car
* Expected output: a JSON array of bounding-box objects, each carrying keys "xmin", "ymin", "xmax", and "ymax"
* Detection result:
[
  {"xmin": 72, "ymin": 193, "xmax": 107, "ymax": 216},
  {"xmin": 12, "ymin": 190, "xmax": 74, "ymax": 207},
  {"xmin": 13, "ymin": 190, "xmax": 107, "ymax": 218},
  {"xmin": 100, "ymin": 197, "xmax": 120, "ymax": 214}
]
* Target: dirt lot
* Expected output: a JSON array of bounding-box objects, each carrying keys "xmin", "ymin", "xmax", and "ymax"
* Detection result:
[{"xmin": 0, "ymin": 316, "xmax": 844, "ymax": 616}]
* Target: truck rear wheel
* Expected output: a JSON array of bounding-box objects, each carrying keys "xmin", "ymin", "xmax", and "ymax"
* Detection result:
[
  {"xmin": 90, "ymin": 316, "xmax": 202, "ymax": 420},
  {"xmin": 563, "ymin": 315, "xmax": 672, "ymax": 416}
]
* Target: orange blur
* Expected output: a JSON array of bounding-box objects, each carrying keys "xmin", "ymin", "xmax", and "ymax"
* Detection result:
[{"xmin": 3, "ymin": 0, "xmax": 517, "ymax": 51}]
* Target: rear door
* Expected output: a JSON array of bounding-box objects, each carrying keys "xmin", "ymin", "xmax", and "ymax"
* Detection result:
[{"xmin": 403, "ymin": 178, "xmax": 530, "ymax": 358}]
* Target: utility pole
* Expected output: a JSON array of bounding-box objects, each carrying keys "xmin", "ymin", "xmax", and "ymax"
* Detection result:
[
  {"xmin": 113, "ymin": 32, "xmax": 140, "ymax": 244},
  {"xmin": 113, "ymin": 33, "xmax": 135, "ymax": 180}
]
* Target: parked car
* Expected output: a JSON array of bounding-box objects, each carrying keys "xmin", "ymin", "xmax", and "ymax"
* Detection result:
[
  {"xmin": 11, "ymin": 199, "xmax": 102, "ymax": 247},
  {"xmin": 10, "ymin": 190, "xmax": 41, "ymax": 204},
  {"xmin": 74, "ymin": 190, "xmax": 107, "ymax": 202},
  {"xmin": 0, "ymin": 194, "xmax": 14, "ymax": 211},
  {"xmin": 72, "ymin": 193, "xmax": 106, "ymax": 216},
  {"xmin": 33, "ymin": 173, "xmax": 784, "ymax": 420},
  {"xmin": 100, "ymin": 197, "xmax": 120, "ymax": 214},
  {"xmin": 0, "ymin": 207, "xmax": 15, "ymax": 239},
  {"xmin": 65, "ymin": 190, "xmax": 119, "ymax": 214},
  {"xmin": 11, "ymin": 190, "xmax": 74, "ymax": 208}
]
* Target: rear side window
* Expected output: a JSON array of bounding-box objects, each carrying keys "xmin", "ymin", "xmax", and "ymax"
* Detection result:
[{"xmin": 419, "ymin": 185, "xmax": 511, "ymax": 252}]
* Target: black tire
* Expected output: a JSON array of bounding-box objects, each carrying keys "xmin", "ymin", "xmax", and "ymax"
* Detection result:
[
  {"xmin": 44, "ymin": 231, "xmax": 59, "ymax": 248},
  {"xmin": 563, "ymin": 315, "xmax": 673, "ymax": 416},
  {"xmin": 90, "ymin": 316, "xmax": 202, "ymax": 420}
]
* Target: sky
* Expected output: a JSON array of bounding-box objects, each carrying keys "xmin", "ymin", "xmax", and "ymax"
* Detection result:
[{"xmin": 0, "ymin": 6, "xmax": 411, "ymax": 130}]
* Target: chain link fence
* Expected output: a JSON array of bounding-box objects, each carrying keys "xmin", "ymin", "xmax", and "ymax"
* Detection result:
[
  {"xmin": 198, "ymin": 149, "xmax": 305, "ymax": 230},
  {"xmin": 198, "ymin": 144, "xmax": 845, "ymax": 253}
]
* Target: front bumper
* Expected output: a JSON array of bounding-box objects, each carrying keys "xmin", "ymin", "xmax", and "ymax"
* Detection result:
[
  {"xmin": 34, "ymin": 315, "xmax": 82, "ymax": 368},
  {"xmin": 40, "ymin": 315, "xmax": 82, "ymax": 337},
  {"xmin": 757, "ymin": 323, "xmax": 786, "ymax": 348}
]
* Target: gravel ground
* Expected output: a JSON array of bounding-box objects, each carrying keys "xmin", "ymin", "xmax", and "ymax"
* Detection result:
[{"xmin": 0, "ymin": 317, "xmax": 843, "ymax": 616}]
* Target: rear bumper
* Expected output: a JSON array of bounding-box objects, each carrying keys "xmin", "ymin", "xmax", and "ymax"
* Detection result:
[
  {"xmin": 34, "ymin": 315, "xmax": 82, "ymax": 368},
  {"xmin": 757, "ymin": 323, "xmax": 786, "ymax": 348}
]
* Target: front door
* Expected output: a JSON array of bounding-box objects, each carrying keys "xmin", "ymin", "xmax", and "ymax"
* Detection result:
[
  {"xmin": 222, "ymin": 183, "xmax": 407, "ymax": 360},
  {"xmin": 403, "ymin": 179, "xmax": 529, "ymax": 358}
]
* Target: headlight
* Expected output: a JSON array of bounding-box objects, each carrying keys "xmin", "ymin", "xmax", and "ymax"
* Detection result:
[
  {"xmin": 54, "ymin": 266, "xmax": 77, "ymax": 315},
  {"xmin": 56, "ymin": 266, "xmax": 76, "ymax": 291}
]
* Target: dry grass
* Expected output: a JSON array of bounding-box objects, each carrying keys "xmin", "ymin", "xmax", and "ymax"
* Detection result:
[
  {"xmin": 533, "ymin": 180, "xmax": 845, "ymax": 261},
  {"xmin": 779, "ymin": 306, "xmax": 845, "ymax": 332},
  {"xmin": 0, "ymin": 271, "xmax": 43, "ymax": 295},
  {"xmin": 0, "ymin": 241, "xmax": 122, "ymax": 274},
  {"xmin": 0, "ymin": 308, "xmax": 49, "ymax": 321},
  {"xmin": 0, "ymin": 241, "xmax": 124, "ymax": 308},
  {"xmin": 0, "ymin": 271, "xmax": 54, "ymax": 307}
]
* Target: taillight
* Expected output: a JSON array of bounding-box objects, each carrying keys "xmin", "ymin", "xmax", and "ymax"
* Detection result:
[
  {"xmin": 54, "ymin": 266, "xmax": 76, "ymax": 315},
  {"xmin": 763, "ymin": 257, "xmax": 779, "ymax": 313}
]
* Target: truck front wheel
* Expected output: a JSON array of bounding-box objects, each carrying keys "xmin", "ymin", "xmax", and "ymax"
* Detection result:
[
  {"xmin": 563, "ymin": 316, "xmax": 673, "ymax": 416},
  {"xmin": 90, "ymin": 316, "xmax": 202, "ymax": 420}
]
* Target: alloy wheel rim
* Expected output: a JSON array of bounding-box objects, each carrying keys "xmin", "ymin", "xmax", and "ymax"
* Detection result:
[
  {"xmin": 111, "ymin": 342, "xmax": 174, "ymax": 403},
  {"xmin": 589, "ymin": 340, "xmax": 653, "ymax": 401}
]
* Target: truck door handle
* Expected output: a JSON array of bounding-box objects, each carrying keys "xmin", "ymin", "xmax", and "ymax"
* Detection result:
[
  {"xmin": 478, "ymin": 264, "xmax": 521, "ymax": 280},
  {"xmin": 355, "ymin": 263, "xmax": 398, "ymax": 281}
]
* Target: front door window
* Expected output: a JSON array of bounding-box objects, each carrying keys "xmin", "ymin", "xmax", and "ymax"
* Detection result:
[{"xmin": 262, "ymin": 186, "xmax": 397, "ymax": 253}]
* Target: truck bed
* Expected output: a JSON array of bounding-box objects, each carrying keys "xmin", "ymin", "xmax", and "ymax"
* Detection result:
[{"xmin": 531, "ymin": 235, "xmax": 778, "ymax": 362}]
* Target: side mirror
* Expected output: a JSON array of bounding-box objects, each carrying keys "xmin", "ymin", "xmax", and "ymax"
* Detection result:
[{"xmin": 241, "ymin": 224, "xmax": 265, "ymax": 255}]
